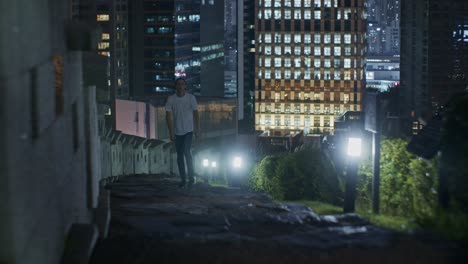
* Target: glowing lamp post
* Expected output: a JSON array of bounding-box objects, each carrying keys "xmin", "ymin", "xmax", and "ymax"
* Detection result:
[
  {"xmin": 344, "ymin": 136, "xmax": 362, "ymax": 213},
  {"xmin": 227, "ymin": 155, "xmax": 244, "ymax": 187},
  {"xmin": 347, "ymin": 137, "xmax": 362, "ymax": 157}
]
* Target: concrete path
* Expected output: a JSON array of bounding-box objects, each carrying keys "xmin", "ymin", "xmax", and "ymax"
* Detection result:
[{"xmin": 90, "ymin": 174, "xmax": 465, "ymax": 264}]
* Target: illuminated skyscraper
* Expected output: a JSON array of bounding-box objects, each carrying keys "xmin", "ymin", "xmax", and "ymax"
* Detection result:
[{"xmin": 254, "ymin": 0, "xmax": 367, "ymax": 134}]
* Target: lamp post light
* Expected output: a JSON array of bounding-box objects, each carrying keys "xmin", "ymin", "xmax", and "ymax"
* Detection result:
[{"xmin": 344, "ymin": 136, "xmax": 362, "ymax": 213}]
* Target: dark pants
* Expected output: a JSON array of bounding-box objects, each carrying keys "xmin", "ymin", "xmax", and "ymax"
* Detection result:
[{"xmin": 175, "ymin": 132, "xmax": 194, "ymax": 183}]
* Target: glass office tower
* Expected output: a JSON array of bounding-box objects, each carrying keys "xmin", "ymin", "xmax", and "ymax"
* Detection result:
[{"xmin": 254, "ymin": 0, "xmax": 367, "ymax": 134}]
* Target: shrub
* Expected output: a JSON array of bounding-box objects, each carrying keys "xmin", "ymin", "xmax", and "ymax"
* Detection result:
[{"xmin": 249, "ymin": 148, "xmax": 342, "ymax": 204}]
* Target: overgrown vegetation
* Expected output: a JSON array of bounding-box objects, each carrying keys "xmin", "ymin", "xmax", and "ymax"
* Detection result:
[
  {"xmin": 248, "ymin": 136, "xmax": 468, "ymax": 240},
  {"xmin": 249, "ymin": 148, "xmax": 342, "ymax": 205}
]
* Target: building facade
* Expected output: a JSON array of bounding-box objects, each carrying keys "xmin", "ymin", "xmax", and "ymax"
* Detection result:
[
  {"xmin": 254, "ymin": 0, "xmax": 367, "ymax": 134},
  {"xmin": 400, "ymin": 0, "xmax": 468, "ymax": 134},
  {"xmin": 128, "ymin": 0, "xmax": 227, "ymax": 97}
]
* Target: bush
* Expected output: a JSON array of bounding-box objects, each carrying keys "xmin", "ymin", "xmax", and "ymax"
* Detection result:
[
  {"xmin": 357, "ymin": 138, "xmax": 438, "ymax": 218},
  {"xmin": 249, "ymin": 148, "xmax": 342, "ymax": 204}
]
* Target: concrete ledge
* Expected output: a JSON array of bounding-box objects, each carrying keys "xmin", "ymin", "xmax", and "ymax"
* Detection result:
[{"xmin": 61, "ymin": 224, "xmax": 98, "ymax": 264}]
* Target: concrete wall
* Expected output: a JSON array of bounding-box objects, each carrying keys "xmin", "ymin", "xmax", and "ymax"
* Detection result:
[
  {"xmin": 99, "ymin": 132, "xmax": 179, "ymax": 181},
  {"xmin": 0, "ymin": 1, "xmax": 101, "ymax": 263}
]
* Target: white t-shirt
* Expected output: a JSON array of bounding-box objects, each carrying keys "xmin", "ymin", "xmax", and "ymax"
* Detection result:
[{"xmin": 165, "ymin": 93, "xmax": 198, "ymax": 135}]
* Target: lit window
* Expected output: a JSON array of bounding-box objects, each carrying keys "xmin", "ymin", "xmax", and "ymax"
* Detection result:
[
  {"xmin": 98, "ymin": 42, "xmax": 109, "ymax": 50},
  {"xmin": 294, "ymin": 10, "xmax": 301, "ymax": 19},
  {"xmin": 284, "ymin": 0, "xmax": 292, "ymax": 7},
  {"xmin": 314, "ymin": 34, "xmax": 321, "ymax": 44},
  {"xmin": 344, "ymin": 94, "xmax": 350, "ymax": 103},
  {"xmin": 345, "ymin": 46, "xmax": 351, "ymax": 56},
  {"xmin": 314, "ymin": 0, "xmax": 321, "ymax": 8},
  {"xmin": 274, "ymin": 10, "xmax": 281, "ymax": 19},
  {"xmin": 324, "ymin": 70, "xmax": 331, "ymax": 80},
  {"xmin": 304, "ymin": 58, "xmax": 311, "ymax": 67},
  {"xmin": 284, "ymin": 9, "xmax": 292, "ymax": 19},
  {"xmin": 304, "ymin": 34, "xmax": 311, "ymax": 44},
  {"xmin": 304, "ymin": 0, "xmax": 311, "ymax": 8},
  {"xmin": 334, "ymin": 71, "xmax": 341, "ymax": 80},
  {"xmin": 264, "ymin": 0, "xmax": 272, "ymax": 7},
  {"xmin": 344, "ymin": 58, "xmax": 351, "ymax": 68},
  {"xmin": 304, "ymin": 10, "xmax": 311, "ymax": 19},
  {"xmin": 314, "ymin": 10, "xmax": 321, "ymax": 19},
  {"xmin": 294, "ymin": 46, "xmax": 301, "ymax": 55},
  {"xmin": 344, "ymin": 34, "xmax": 352, "ymax": 44},
  {"xmin": 284, "ymin": 46, "xmax": 291, "ymax": 55},
  {"xmin": 275, "ymin": 46, "xmax": 282, "ymax": 55},
  {"xmin": 274, "ymin": 33, "xmax": 281, "ymax": 43},
  {"xmin": 97, "ymin": 14, "xmax": 109, "ymax": 21},
  {"xmin": 314, "ymin": 105, "xmax": 321, "ymax": 114},
  {"xmin": 334, "ymin": 47, "xmax": 341, "ymax": 56},
  {"xmin": 275, "ymin": 70, "xmax": 282, "ymax": 79},
  {"xmin": 324, "ymin": 34, "xmax": 331, "ymax": 44},
  {"xmin": 304, "ymin": 69, "xmax": 311, "ymax": 79},
  {"xmin": 265, "ymin": 58, "xmax": 271, "ymax": 67},
  {"xmin": 294, "ymin": 34, "xmax": 301, "ymax": 43},
  {"xmin": 275, "ymin": 93, "xmax": 280, "ymax": 102},
  {"xmin": 334, "ymin": 59, "xmax": 340, "ymax": 67},
  {"xmin": 102, "ymin": 33, "xmax": 110, "ymax": 40},
  {"xmin": 324, "ymin": 0, "xmax": 331, "ymax": 7},
  {"xmin": 265, "ymin": 10, "xmax": 272, "ymax": 19},
  {"xmin": 285, "ymin": 58, "xmax": 291, "ymax": 67},
  {"xmin": 314, "ymin": 59, "xmax": 321, "ymax": 68},
  {"xmin": 284, "ymin": 34, "xmax": 291, "ymax": 43},
  {"xmin": 265, "ymin": 69, "xmax": 272, "ymax": 79},
  {"xmin": 324, "ymin": 47, "xmax": 331, "ymax": 56},
  {"xmin": 324, "ymin": 59, "xmax": 331, "ymax": 68},
  {"xmin": 304, "ymin": 46, "xmax": 311, "ymax": 55},
  {"xmin": 334, "ymin": 34, "xmax": 341, "ymax": 44},
  {"xmin": 344, "ymin": 9, "xmax": 352, "ymax": 20},
  {"xmin": 314, "ymin": 47, "xmax": 321, "ymax": 56},
  {"xmin": 314, "ymin": 70, "xmax": 321, "ymax": 80},
  {"xmin": 274, "ymin": 58, "xmax": 282, "ymax": 67},
  {"xmin": 344, "ymin": 71, "xmax": 351, "ymax": 80},
  {"xmin": 294, "ymin": 71, "xmax": 301, "ymax": 79},
  {"xmin": 275, "ymin": 116, "xmax": 281, "ymax": 126},
  {"xmin": 285, "ymin": 105, "xmax": 291, "ymax": 113},
  {"xmin": 265, "ymin": 33, "xmax": 272, "ymax": 43},
  {"xmin": 285, "ymin": 70, "xmax": 291, "ymax": 79},
  {"xmin": 294, "ymin": 0, "xmax": 301, "ymax": 7},
  {"xmin": 294, "ymin": 58, "xmax": 301, "ymax": 67}
]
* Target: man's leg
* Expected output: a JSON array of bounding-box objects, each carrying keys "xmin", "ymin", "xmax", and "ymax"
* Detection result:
[
  {"xmin": 183, "ymin": 132, "xmax": 195, "ymax": 184},
  {"xmin": 175, "ymin": 134, "xmax": 186, "ymax": 186}
]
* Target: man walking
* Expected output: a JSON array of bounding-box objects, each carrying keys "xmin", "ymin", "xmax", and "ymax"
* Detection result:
[{"xmin": 165, "ymin": 78, "xmax": 200, "ymax": 187}]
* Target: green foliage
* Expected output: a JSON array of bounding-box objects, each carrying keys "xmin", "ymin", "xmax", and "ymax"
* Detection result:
[
  {"xmin": 357, "ymin": 138, "xmax": 438, "ymax": 218},
  {"xmin": 249, "ymin": 148, "xmax": 342, "ymax": 204}
]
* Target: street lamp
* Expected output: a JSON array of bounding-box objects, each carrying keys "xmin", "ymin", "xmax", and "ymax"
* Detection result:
[
  {"xmin": 347, "ymin": 137, "xmax": 362, "ymax": 157},
  {"xmin": 344, "ymin": 136, "xmax": 362, "ymax": 213}
]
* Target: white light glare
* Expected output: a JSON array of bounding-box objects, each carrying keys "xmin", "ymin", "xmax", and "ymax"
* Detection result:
[
  {"xmin": 233, "ymin": 156, "xmax": 242, "ymax": 168},
  {"xmin": 347, "ymin": 137, "xmax": 362, "ymax": 157},
  {"xmin": 202, "ymin": 159, "xmax": 209, "ymax": 167},
  {"xmin": 211, "ymin": 161, "xmax": 217, "ymax": 168}
]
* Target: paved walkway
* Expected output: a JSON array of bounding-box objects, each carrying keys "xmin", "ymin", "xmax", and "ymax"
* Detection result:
[{"xmin": 90, "ymin": 174, "xmax": 465, "ymax": 264}]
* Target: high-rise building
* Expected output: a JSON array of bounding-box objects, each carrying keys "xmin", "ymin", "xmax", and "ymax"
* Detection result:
[
  {"xmin": 366, "ymin": 0, "xmax": 400, "ymax": 55},
  {"xmin": 128, "ymin": 0, "xmax": 226, "ymax": 97},
  {"xmin": 254, "ymin": 0, "xmax": 367, "ymax": 134},
  {"xmin": 239, "ymin": 0, "xmax": 257, "ymax": 132},
  {"xmin": 400, "ymin": 0, "xmax": 468, "ymax": 134}
]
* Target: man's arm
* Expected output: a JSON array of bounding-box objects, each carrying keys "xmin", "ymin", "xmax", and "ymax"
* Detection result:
[
  {"xmin": 166, "ymin": 111, "xmax": 175, "ymax": 141},
  {"xmin": 193, "ymin": 110, "xmax": 200, "ymax": 137}
]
